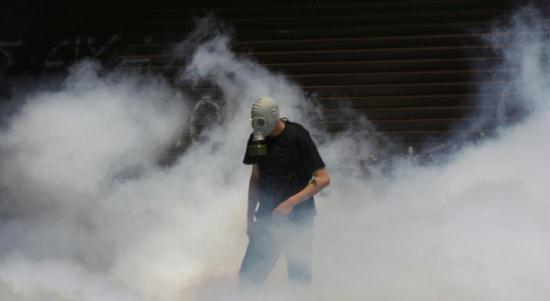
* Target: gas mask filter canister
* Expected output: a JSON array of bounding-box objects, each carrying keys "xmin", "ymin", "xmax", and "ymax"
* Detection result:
[{"xmin": 248, "ymin": 96, "xmax": 280, "ymax": 157}]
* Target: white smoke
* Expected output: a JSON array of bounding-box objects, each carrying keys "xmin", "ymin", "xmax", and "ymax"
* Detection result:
[{"xmin": 0, "ymin": 7, "xmax": 548, "ymax": 301}]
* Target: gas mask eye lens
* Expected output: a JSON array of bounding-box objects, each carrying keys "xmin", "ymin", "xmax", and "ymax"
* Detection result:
[{"xmin": 254, "ymin": 118, "xmax": 266, "ymax": 128}]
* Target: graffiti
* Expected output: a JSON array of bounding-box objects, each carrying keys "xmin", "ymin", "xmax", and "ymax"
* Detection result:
[
  {"xmin": 3, "ymin": 32, "xmax": 173, "ymax": 72},
  {"xmin": 188, "ymin": 95, "xmax": 223, "ymax": 142},
  {"xmin": 0, "ymin": 40, "xmax": 22, "ymax": 71},
  {"xmin": 43, "ymin": 35, "xmax": 119, "ymax": 68},
  {"xmin": 158, "ymin": 95, "xmax": 224, "ymax": 166}
]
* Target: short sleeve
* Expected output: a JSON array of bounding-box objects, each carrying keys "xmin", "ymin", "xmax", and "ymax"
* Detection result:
[
  {"xmin": 243, "ymin": 134, "xmax": 254, "ymax": 164},
  {"xmin": 297, "ymin": 130, "xmax": 325, "ymax": 174}
]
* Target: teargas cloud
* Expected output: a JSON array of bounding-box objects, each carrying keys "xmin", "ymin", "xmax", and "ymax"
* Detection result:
[{"xmin": 0, "ymin": 6, "xmax": 548, "ymax": 301}]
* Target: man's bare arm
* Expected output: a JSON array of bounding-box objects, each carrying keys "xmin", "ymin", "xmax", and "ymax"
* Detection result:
[
  {"xmin": 247, "ymin": 165, "xmax": 260, "ymax": 235},
  {"xmin": 273, "ymin": 168, "xmax": 330, "ymax": 216}
]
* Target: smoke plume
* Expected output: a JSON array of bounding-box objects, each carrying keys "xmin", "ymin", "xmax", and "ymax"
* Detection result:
[{"xmin": 0, "ymin": 7, "xmax": 548, "ymax": 301}]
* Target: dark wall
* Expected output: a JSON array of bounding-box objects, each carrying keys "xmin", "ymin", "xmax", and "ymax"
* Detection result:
[{"xmin": 0, "ymin": 0, "xmax": 546, "ymax": 155}]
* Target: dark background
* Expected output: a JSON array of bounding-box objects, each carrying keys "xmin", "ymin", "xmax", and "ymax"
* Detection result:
[{"xmin": 0, "ymin": 0, "xmax": 547, "ymax": 157}]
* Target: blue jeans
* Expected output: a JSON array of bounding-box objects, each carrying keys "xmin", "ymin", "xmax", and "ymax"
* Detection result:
[{"xmin": 239, "ymin": 216, "xmax": 314, "ymax": 286}]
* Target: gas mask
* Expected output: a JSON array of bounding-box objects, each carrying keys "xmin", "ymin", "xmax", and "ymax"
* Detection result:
[{"xmin": 248, "ymin": 96, "xmax": 280, "ymax": 157}]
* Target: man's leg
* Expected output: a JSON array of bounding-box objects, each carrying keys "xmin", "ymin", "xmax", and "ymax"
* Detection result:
[
  {"xmin": 285, "ymin": 217, "xmax": 314, "ymax": 284},
  {"xmin": 239, "ymin": 218, "xmax": 283, "ymax": 287}
]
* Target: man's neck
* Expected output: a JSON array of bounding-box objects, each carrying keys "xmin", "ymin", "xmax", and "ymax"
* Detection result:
[{"xmin": 269, "ymin": 119, "xmax": 286, "ymax": 137}]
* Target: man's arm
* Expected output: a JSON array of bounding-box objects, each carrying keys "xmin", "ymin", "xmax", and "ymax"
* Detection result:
[
  {"xmin": 273, "ymin": 168, "xmax": 330, "ymax": 216},
  {"xmin": 247, "ymin": 164, "xmax": 260, "ymax": 235}
]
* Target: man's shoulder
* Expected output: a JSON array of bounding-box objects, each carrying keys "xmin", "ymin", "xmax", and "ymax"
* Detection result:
[{"xmin": 285, "ymin": 120, "xmax": 310, "ymax": 137}]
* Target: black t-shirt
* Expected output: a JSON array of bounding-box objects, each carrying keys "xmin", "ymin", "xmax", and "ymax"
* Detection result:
[{"xmin": 243, "ymin": 119, "xmax": 325, "ymax": 219}]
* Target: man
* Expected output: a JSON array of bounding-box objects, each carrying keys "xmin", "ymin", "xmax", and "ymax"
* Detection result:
[{"xmin": 239, "ymin": 96, "xmax": 330, "ymax": 287}]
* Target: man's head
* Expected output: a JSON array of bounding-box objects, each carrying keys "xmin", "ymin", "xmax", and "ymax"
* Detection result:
[{"xmin": 250, "ymin": 96, "xmax": 280, "ymax": 141}]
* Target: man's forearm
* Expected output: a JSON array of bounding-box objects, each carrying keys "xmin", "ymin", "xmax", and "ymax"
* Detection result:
[
  {"xmin": 287, "ymin": 179, "xmax": 326, "ymax": 206},
  {"xmin": 272, "ymin": 170, "xmax": 330, "ymax": 216},
  {"xmin": 247, "ymin": 165, "xmax": 261, "ymax": 224},
  {"xmin": 287, "ymin": 169, "xmax": 330, "ymax": 207},
  {"xmin": 247, "ymin": 180, "xmax": 259, "ymax": 222}
]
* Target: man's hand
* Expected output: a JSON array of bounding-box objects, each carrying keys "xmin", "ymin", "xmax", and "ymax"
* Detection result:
[
  {"xmin": 271, "ymin": 168, "xmax": 330, "ymax": 218},
  {"xmin": 273, "ymin": 199, "xmax": 296, "ymax": 217}
]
